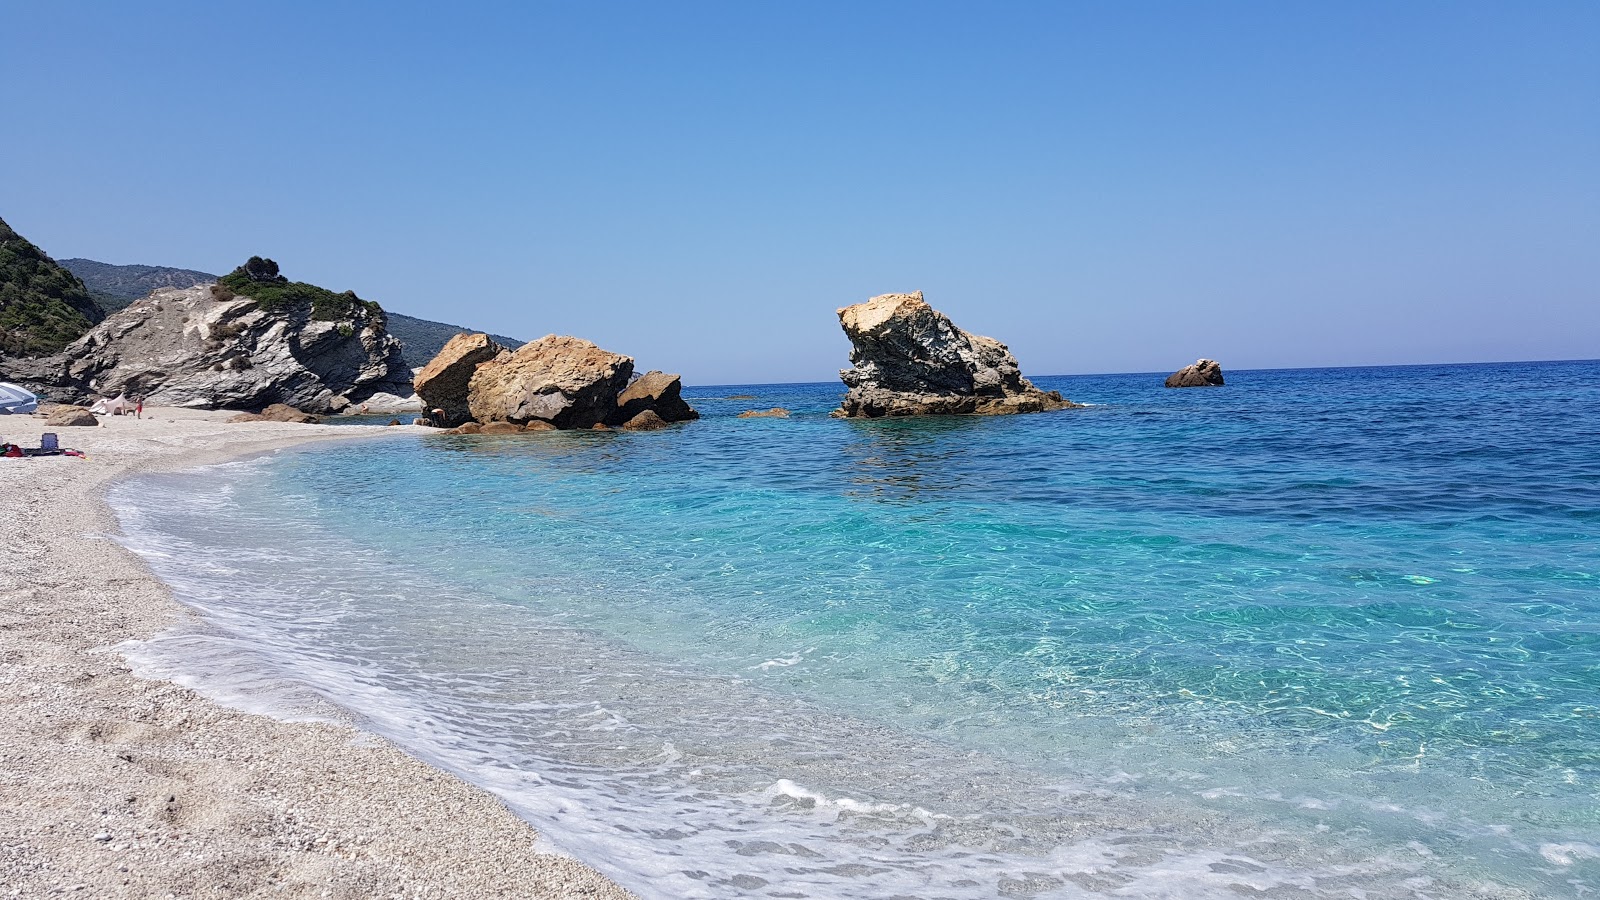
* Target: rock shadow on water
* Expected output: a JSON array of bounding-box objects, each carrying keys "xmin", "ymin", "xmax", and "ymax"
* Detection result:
[{"xmin": 839, "ymin": 416, "xmax": 988, "ymax": 503}]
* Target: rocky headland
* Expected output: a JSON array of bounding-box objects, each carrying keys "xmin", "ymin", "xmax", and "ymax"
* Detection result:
[
  {"xmin": 7, "ymin": 258, "xmax": 414, "ymax": 414},
  {"xmin": 414, "ymin": 332, "xmax": 698, "ymax": 432},
  {"xmin": 57, "ymin": 258, "xmax": 526, "ymax": 370},
  {"xmin": 834, "ymin": 291, "xmax": 1078, "ymax": 418},
  {"xmin": 1165, "ymin": 358, "xmax": 1225, "ymax": 387}
]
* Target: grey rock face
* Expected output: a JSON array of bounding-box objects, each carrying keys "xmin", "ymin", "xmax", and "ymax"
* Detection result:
[
  {"xmin": 17, "ymin": 285, "xmax": 410, "ymax": 412},
  {"xmin": 1165, "ymin": 358, "xmax": 1225, "ymax": 388},
  {"xmin": 834, "ymin": 291, "xmax": 1078, "ymax": 418}
]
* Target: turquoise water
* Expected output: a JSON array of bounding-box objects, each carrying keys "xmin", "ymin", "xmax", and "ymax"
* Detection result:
[{"xmin": 113, "ymin": 361, "xmax": 1600, "ymax": 898}]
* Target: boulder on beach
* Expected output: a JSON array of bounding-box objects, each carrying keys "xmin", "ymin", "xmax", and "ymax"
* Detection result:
[
  {"xmin": 834, "ymin": 291, "xmax": 1078, "ymax": 418},
  {"xmin": 737, "ymin": 407, "xmax": 790, "ymax": 418},
  {"xmin": 467, "ymin": 335, "xmax": 634, "ymax": 430},
  {"xmin": 44, "ymin": 405, "xmax": 97, "ymax": 427},
  {"xmin": 612, "ymin": 370, "xmax": 698, "ymax": 425},
  {"xmin": 359, "ymin": 391, "xmax": 423, "ymax": 414},
  {"xmin": 1165, "ymin": 359, "xmax": 1225, "ymax": 388},
  {"xmin": 227, "ymin": 403, "xmax": 320, "ymax": 424},
  {"xmin": 414, "ymin": 333, "xmax": 505, "ymax": 427}
]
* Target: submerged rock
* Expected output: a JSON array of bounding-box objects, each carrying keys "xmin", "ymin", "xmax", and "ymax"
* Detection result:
[
  {"xmin": 737, "ymin": 407, "xmax": 790, "ymax": 418},
  {"xmin": 1165, "ymin": 359, "xmax": 1225, "ymax": 388},
  {"xmin": 467, "ymin": 335, "xmax": 632, "ymax": 429},
  {"xmin": 834, "ymin": 292, "xmax": 1077, "ymax": 418}
]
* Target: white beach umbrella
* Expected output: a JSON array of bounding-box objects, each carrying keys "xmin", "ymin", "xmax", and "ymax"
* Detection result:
[{"xmin": 0, "ymin": 382, "xmax": 39, "ymax": 415}]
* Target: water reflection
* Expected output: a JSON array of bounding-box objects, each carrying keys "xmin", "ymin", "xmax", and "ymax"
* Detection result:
[{"xmin": 839, "ymin": 416, "xmax": 986, "ymax": 503}]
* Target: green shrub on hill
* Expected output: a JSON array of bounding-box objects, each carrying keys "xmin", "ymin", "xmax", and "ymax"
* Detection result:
[
  {"xmin": 218, "ymin": 256, "xmax": 384, "ymax": 324},
  {"xmin": 0, "ymin": 216, "xmax": 103, "ymax": 356}
]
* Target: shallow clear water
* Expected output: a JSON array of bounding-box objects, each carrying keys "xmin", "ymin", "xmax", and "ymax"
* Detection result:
[{"xmin": 112, "ymin": 361, "xmax": 1600, "ymax": 898}]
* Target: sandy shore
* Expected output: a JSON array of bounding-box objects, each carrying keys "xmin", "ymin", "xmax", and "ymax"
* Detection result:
[{"xmin": 0, "ymin": 409, "xmax": 633, "ymax": 899}]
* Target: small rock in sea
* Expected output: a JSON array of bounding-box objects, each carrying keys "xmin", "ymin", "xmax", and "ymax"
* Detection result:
[
  {"xmin": 446, "ymin": 421, "xmax": 483, "ymax": 435},
  {"xmin": 591, "ymin": 422, "xmax": 612, "ymax": 431},
  {"xmin": 612, "ymin": 370, "xmax": 699, "ymax": 425},
  {"xmin": 736, "ymin": 408, "xmax": 790, "ymax": 418},
  {"xmin": 478, "ymin": 421, "xmax": 523, "ymax": 435},
  {"xmin": 621, "ymin": 409, "xmax": 670, "ymax": 431},
  {"xmin": 1164, "ymin": 358, "xmax": 1225, "ymax": 388},
  {"xmin": 521, "ymin": 420, "xmax": 558, "ymax": 432}
]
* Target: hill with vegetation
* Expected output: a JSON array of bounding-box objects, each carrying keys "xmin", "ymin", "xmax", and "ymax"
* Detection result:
[
  {"xmin": 58, "ymin": 258, "xmax": 214, "ymax": 316},
  {"xmin": 215, "ymin": 256, "xmax": 385, "ymax": 323},
  {"xmin": 385, "ymin": 313, "xmax": 524, "ymax": 368},
  {"xmin": 56, "ymin": 256, "xmax": 521, "ymax": 368},
  {"xmin": 0, "ymin": 217, "xmax": 104, "ymax": 356}
]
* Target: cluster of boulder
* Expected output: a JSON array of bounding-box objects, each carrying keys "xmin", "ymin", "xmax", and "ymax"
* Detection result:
[
  {"xmin": 414, "ymin": 333, "xmax": 698, "ymax": 433},
  {"xmin": 833, "ymin": 292, "xmax": 1078, "ymax": 417},
  {"xmin": 4, "ymin": 283, "xmax": 413, "ymax": 414},
  {"xmin": 7, "ymin": 269, "xmax": 1222, "ymax": 430}
]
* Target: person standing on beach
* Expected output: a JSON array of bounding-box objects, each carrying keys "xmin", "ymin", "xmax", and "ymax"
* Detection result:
[{"xmin": 135, "ymin": 396, "xmax": 143, "ymax": 419}]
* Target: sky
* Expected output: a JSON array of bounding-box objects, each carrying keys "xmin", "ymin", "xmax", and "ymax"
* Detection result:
[{"xmin": 3, "ymin": 1, "xmax": 1596, "ymax": 384}]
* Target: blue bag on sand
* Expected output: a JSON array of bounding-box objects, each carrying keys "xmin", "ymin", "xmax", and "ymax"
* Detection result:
[{"xmin": 41, "ymin": 433, "xmax": 58, "ymax": 451}]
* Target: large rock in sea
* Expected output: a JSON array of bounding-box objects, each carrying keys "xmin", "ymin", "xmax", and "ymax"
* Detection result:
[
  {"xmin": 413, "ymin": 332, "xmax": 504, "ymax": 427},
  {"xmin": 467, "ymin": 335, "xmax": 634, "ymax": 429},
  {"xmin": 834, "ymin": 291, "xmax": 1077, "ymax": 417},
  {"xmin": 12, "ymin": 284, "xmax": 412, "ymax": 413},
  {"xmin": 1165, "ymin": 358, "xmax": 1225, "ymax": 388},
  {"xmin": 611, "ymin": 370, "xmax": 698, "ymax": 425}
]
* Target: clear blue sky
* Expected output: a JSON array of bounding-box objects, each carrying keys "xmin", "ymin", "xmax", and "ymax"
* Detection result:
[{"xmin": 4, "ymin": 1, "xmax": 1596, "ymax": 384}]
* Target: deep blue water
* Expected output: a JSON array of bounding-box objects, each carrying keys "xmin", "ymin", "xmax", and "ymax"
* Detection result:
[{"xmin": 113, "ymin": 361, "xmax": 1600, "ymax": 898}]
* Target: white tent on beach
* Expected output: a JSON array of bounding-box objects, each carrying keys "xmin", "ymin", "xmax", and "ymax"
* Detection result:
[
  {"xmin": 0, "ymin": 382, "xmax": 39, "ymax": 415},
  {"xmin": 91, "ymin": 394, "xmax": 133, "ymax": 416}
]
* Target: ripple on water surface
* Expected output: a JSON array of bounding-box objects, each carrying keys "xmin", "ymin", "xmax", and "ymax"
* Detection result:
[{"xmin": 114, "ymin": 361, "xmax": 1600, "ymax": 898}]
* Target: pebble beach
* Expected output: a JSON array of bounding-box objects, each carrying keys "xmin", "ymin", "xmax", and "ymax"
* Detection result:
[{"xmin": 0, "ymin": 409, "xmax": 631, "ymax": 899}]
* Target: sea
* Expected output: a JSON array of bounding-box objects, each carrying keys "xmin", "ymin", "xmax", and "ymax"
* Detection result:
[{"xmin": 109, "ymin": 360, "xmax": 1600, "ymax": 899}]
